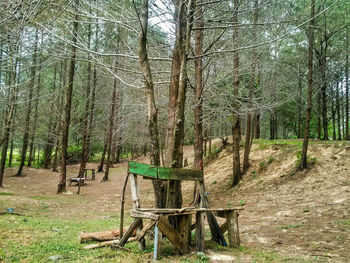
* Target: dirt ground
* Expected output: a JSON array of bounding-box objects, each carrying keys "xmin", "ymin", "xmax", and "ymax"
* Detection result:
[{"xmin": 1, "ymin": 140, "xmax": 349, "ymax": 262}]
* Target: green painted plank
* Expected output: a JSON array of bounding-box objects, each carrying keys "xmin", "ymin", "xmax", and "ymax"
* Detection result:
[
  {"xmin": 158, "ymin": 167, "xmax": 203, "ymax": 181},
  {"xmin": 129, "ymin": 161, "xmax": 157, "ymax": 179},
  {"xmin": 129, "ymin": 161, "xmax": 203, "ymax": 181}
]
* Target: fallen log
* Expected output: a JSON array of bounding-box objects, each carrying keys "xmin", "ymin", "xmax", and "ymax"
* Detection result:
[
  {"xmin": 79, "ymin": 228, "xmax": 135, "ymax": 243},
  {"xmin": 83, "ymin": 238, "xmax": 136, "ymax": 250}
]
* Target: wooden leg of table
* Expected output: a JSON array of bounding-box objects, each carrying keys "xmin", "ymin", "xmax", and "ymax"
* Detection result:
[
  {"xmin": 195, "ymin": 211, "xmax": 205, "ymax": 251},
  {"xmin": 156, "ymin": 216, "xmax": 190, "ymax": 254},
  {"xmin": 226, "ymin": 211, "xmax": 240, "ymax": 247},
  {"xmin": 153, "ymin": 225, "xmax": 161, "ymax": 260},
  {"xmin": 184, "ymin": 214, "xmax": 192, "ymax": 246},
  {"xmin": 119, "ymin": 218, "xmax": 142, "ymax": 247},
  {"xmin": 136, "ymin": 219, "xmax": 146, "ymax": 250}
]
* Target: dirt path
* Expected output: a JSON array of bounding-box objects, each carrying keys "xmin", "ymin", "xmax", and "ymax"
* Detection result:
[{"xmin": 0, "ymin": 161, "xmax": 154, "ymax": 220}]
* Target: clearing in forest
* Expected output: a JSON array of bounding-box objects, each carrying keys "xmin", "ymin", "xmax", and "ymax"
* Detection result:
[{"xmin": 0, "ymin": 140, "xmax": 349, "ymax": 262}]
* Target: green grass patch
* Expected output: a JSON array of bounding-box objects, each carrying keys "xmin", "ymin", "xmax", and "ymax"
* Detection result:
[
  {"xmin": 0, "ymin": 214, "xmax": 127, "ymax": 262},
  {"xmin": 277, "ymin": 223, "xmax": 302, "ymax": 229},
  {"xmin": 256, "ymin": 139, "xmax": 303, "ymax": 150},
  {"xmin": 335, "ymin": 220, "xmax": 350, "ymax": 226},
  {"xmin": 0, "ymin": 192, "xmax": 16, "ymax": 196},
  {"xmin": 27, "ymin": 195, "xmax": 56, "ymax": 200}
]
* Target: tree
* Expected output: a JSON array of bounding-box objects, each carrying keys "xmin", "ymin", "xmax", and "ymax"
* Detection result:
[
  {"xmin": 134, "ymin": 0, "xmax": 166, "ymax": 208},
  {"xmin": 103, "ymin": 57, "xmax": 119, "ymax": 182},
  {"xmin": 164, "ymin": 0, "xmax": 195, "ymax": 208},
  {"xmin": 300, "ymin": 0, "xmax": 315, "ymax": 169},
  {"xmin": 232, "ymin": 0, "xmax": 241, "ymax": 186},
  {"xmin": 57, "ymin": 0, "xmax": 79, "ymax": 193},
  {"xmin": 243, "ymin": 0, "xmax": 259, "ymax": 174}
]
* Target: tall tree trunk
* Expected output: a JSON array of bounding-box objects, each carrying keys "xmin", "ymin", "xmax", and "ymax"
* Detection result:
[
  {"xmin": 98, "ymin": 133, "xmax": 108, "ymax": 172},
  {"xmin": 232, "ymin": 0, "xmax": 241, "ymax": 186},
  {"xmin": 0, "ymin": 46, "xmax": 17, "ymax": 187},
  {"xmin": 243, "ymin": 0, "xmax": 258, "ymax": 174},
  {"xmin": 331, "ymin": 98, "xmax": 336, "ymax": 140},
  {"xmin": 16, "ymin": 31, "xmax": 39, "ymax": 175},
  {"xmin": 78, "ymin": 17, "xmax": 92, "ymax": 179},
  {"xmin": 192, "ymin": 0, "xmax": 204, "ymax": 205},
  {"xmin": 317, "ymin": 91, "xmax": 322, "ymax": 139},
  {"xmin": 300, "ymin": 0, "xmax": 315, "ymax": 169},
  {"xmin": 270, "ymin": 111, "xmax": 278, "ymax": 140},
  {"xmin": 297, "ymin": 71, "xmax": 303, "ymax": 139},
  {"xmin": 135, "ymin": 0, "xmax": 166, "ymax": 208},
  {"xmin": 345, "ymin": 27, "xmax": 349, "ymax": 140},
  {"xmin": 85, "ymin": 23, "xmax": 98, "ymax": 163},
  {"xmin": 320, "ymin": 17, "xmax": 329, "ymax": 140},
  {"xmin": 28, "ymin": 54, "xmax": 42, "ymax": 168},
  {"xmin": 164, "ymin": 0, "xmax": 195, "ymax": 209},
  {"xmin": 57, "ymin": 1, "xmax": 79, "ymax": 193},
  {"xmin": 336, "ymin": 82, "xmax": 341, "ymax": 140},
  {"xmin": 52, "ymin": 61, "xmax": 66, "ymax": 172},
  {"xmin": 321, "ymin": 66, "xmax": 328, "ymax": 140},
  {"xmin": 254, "ymin": 112, "xmax": 260, "ymax": 139},
  {"xmin": 43, "ymin": 66, "xmax": 57, "ymax": 169},
  {"xmin": 103, "ymin": 58, "xmax": 118, "ymax": 182}
]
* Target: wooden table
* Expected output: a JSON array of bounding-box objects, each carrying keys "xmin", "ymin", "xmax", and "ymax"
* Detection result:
[{"xmin": 84, "ymin": 168, "xmax": 95, "ymax": 180}]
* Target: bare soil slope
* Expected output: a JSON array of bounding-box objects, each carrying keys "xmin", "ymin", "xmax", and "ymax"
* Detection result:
[{"xmin": 200, "ymin": 140, "xmax": 350, "ymax": 262}]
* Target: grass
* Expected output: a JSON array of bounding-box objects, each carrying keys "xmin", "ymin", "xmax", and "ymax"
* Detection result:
[
  {"xmin": 0, "ymin": 192, "xmax": 16, "ymax": 196},
  {"xmin": 334, "ymin": 220, "xmax": 350, "ymax": 226},
  {"xmin": 277, "ymin": 224, "xmax": 302, "ymax": 229},
  {"xmin": 0, "ymin": 213, "xmax": 165, "ymax": 263},
  {"xmin": 0, "ymin": 207, "xmax": 306, "ymax": 263},
  {"xmin": 255, "ymin": 139, "xmax": 349, "ymax": 151},
  {"xmin": 256, "ymin": 139, "xmax": 303, "ymax": 150}
]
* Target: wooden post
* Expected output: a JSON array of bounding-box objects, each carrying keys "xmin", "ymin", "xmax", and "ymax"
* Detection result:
[
  {"xmin": 129, "ymin": 174, "xmax": 145, "ymax": 250},
  {"xmin": 179, "ymin": 214, "xmax": 192, "ymax": 246},
  {"xmin": 119, "ymin": 173, "xmax": 129, "ymax": 239},
  {"xmin": 195, "ymin": 211, "xmax": 205, "ymax": 251},
  {"xmin": 153, "ymin": 225, "xmax": 161, "ymax": 260},
  {"xmin": 77, "ymin": 178, "xmax": 82, "ymax": 195},
  {"xmin": 119, "ymin": 218, "xmax": 142, "ymax": 247},
  {"xmin": 198, "ymin": 181, "xmax": 227, "ymax": 246},
  {"xmin": 156, "ymin": 216, "xmax": 190, "ymax": 254},
  {"xmin": 226, "ymin": 210, "xmax": 240, "ymax": 247}
]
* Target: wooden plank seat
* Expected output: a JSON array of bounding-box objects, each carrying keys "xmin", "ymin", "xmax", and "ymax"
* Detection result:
[
  {"xmin": 83, "ymin": 168, "xmax": 95, "ymax": 180},
  {"xmin": 119, "ymin": 161, "xmax": 243, "ymax": 260},
  {"xmin": 68, "ymin": 177, "xmax": 86, "ymax": 186}
]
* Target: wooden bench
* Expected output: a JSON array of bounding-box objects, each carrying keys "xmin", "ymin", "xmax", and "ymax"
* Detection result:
[
  {"xmin": 119, "ymin": 161, "xmax": 243, "ymax": 260},
  {"xmin": 68, "ymin": 177, "xmax": 86, "ymax": 186},
  {"xmin": 83, "ymin": 168, "xmax": 95, "ymax": 180}
]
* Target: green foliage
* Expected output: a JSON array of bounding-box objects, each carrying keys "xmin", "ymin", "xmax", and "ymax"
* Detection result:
[
  {"xmin": 205, "ymin": 147, "xmax": 221, "ymax": 161},
  {"xmin": 267, "ymin": 156, "xmax": 275, "ymax": 164},
  {"xmin": 195, "ymin": 252, "xmax": 209, "ymax": 262},
  {"xmin": 66, "ymin": 144, "xmax": 82, "ymax": 164},
  {"xmin": 259, "ymin": 161, "xmax": 266, "ymax": 170}
]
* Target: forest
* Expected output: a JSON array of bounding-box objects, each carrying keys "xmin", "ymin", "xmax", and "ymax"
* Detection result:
[{"xmin": 0, "ymin": 0, "xmax": 349, "ymax": 262}]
